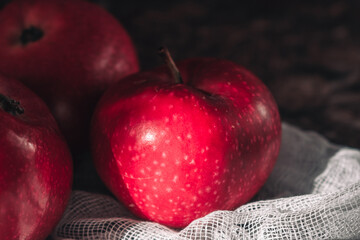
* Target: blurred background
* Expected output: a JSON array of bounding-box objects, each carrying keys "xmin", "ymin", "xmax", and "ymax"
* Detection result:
[
  {"xmin": 99, "ymin": 0, "xmax": 360, "ymax": 149},
  {"xmin": 80, "ymin": 0, "xmax": 360, "ymax": 149},
  {"xmin": 102, "ymin": 0, "xmax": 360, "ymax": 149}
]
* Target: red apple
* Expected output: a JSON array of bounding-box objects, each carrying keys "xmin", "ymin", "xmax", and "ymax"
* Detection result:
[
  {"xmin": 0, "ymin": 75, "xmax": 73, "ymax": 240},
  {"xmin": 0, "ymin": 0, "xmax": 139, "ymax": 151},
  {"xmin": 91, "ymin": 48, "xmax": 281, "ymax": 228}
]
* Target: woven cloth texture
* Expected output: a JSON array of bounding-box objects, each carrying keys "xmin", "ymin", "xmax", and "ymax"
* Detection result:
[{"xmin": 53, "ymin": 123, "xmax": 360, "ymax": 239}]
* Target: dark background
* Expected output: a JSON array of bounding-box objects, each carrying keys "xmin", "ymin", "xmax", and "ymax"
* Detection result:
[
  {"xmin": 116, "ymin": 0, "xmax": 360, "ymax": 149},
  {"xmin": 103, "ymin": 0, "xmax": 360, "ymax": 149},
  {"xmin": 89, "ymin": 0, "xmax": 360, "ymax": 149}
]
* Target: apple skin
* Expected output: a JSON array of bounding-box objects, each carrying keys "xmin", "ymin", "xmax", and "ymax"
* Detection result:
[
  {"xmin": 0, "ymin": 75, "xmax": 73, "ymax": 240},
  {"xmin": 0, "ymin": 0, "xmax": 139, "ymax": 151},
  {"xmin": 91, "ymin": 58, "xmax": 281, "ymax": 228}
]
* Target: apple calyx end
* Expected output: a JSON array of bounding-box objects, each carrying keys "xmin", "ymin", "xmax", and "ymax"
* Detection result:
[
  {"xmin": 158, "ymin": 47, "xmax": 184, "ymax": 84},
  {"xmin": 0, "ymin": 94, "xmax": 24, "ymax": 116},
  {"xmin": 20, "ymin": 26, "xmax": 44, "ymax": 46}
]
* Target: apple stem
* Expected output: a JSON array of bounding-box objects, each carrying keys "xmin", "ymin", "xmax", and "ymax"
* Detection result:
[
  {"xmin": 0, "ymin": 94, "xmax": 24, "ymax": 116},
  {"xmin": 158, "ymin": 47, "xmax": 183, "ymax": 84},
  {"xmin": 20, "ymin": 26, "xmax": 44, "ymax": 46}
]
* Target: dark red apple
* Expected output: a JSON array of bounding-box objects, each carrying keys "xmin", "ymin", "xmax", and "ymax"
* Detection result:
[
  {"xmin": 0, "ymin": 0, "xmax": 139, "ymax": 151},
  {"xmin": 0, "ymin": 75, "xmax": 73, "ymax": 240},
  {"xmin": 91, "ymin": 48, "xmax": 281, "ymax": 228}
]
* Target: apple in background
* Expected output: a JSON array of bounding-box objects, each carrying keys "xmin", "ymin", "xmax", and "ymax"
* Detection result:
[
  {"xmin": 91, "ymin": 48, "xmax": 281, "ymax": 228},
  {"xmin": 0, "ymin": 0, "xmax": 139, "ymax": 152},
  {"xmin": 0, "ymin": 75, "xmax": 73, "ymax": 240}
]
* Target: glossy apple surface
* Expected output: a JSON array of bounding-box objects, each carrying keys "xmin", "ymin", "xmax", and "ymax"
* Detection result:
[
  {"xmin": 91, "ymin": 56, "xmax": 281, "ymax": 228},
  {"xmin": 0, "ymin": 75, "xmax": 73, "ymax": 240},
  {"xmin": 0, "ymin": 0, "xmax": 139, "ymax": 151}
]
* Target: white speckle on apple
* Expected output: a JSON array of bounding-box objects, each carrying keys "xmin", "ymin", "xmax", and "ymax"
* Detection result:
[
  {"xmin": 166, "ymin": 187, "xmax": 173, "ymax": 193},
  {"xmin": 129, "ymin": 204, "xmax": 135, "ymax": 208},
  {"xmin": 162, "ymin": 152, "xmax": 167, "ymax": 158},
  {"xmin": 142, "ymin": 131, "xmax": 155, "ymax": 143},
  {"xmin": 172, "ymin": 175, "xmax": 178, "ymax": 183}
]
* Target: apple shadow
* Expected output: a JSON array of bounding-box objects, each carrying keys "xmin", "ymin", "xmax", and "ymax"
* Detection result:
[{"xmin": 72, "ymin": 151, "xmax": 112, "ymax": 196}]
